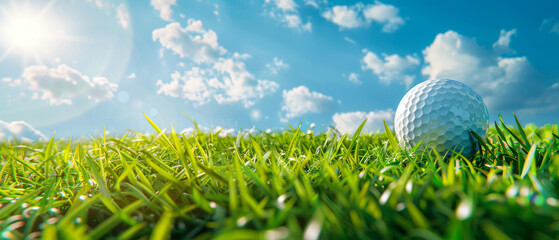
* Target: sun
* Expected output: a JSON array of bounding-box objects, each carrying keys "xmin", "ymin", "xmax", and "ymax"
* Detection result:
[
  {"xmin": 0, "ymin": 1, "xmax": 63, "ymax": 63},
  {"xmin": 4, "ymin": 12, "xmax": 52, "ymax": 53}
]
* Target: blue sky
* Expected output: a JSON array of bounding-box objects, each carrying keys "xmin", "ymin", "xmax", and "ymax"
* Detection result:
[{"xmin": 0, "ymin": 0, "xmax": 558, "ymax": 140}]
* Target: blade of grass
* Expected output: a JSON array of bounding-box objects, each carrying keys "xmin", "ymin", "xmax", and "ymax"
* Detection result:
[
  {"xmin": 182, "ymin": 138, "xmax": 227, "ymax": 184},
  {"xmin": 116, "ymin": 222, "xmax": 148, "ymax": 240},
  {"xmin": 520, "ymin": 143, "xmax": 537, "ymax": 179},
  {"xmin": 384, "ymin": 120, "xmax": 399, "ymax": 151},
  {"xmin": 150, "ymin": 211, "xmax": 174, "ymax": 240},
  {"xmin": 85, "ymin": 155, "xmax": 111, "ymax": 199},
  {"xmin": 89, "ymin": 199, "xmax": 144, "ymax": 240},
  {"xmin": 513, "ymin": 113, "xmax": 530, "ymax": 146},
  {"xmin": 10, "ymin": 154, "xmax": 45, "ymax": 179},
  {"xmin": 499, "ymin": 116, "xmax": 529, "ymax": 153},
  {"xmin": 0, "ymin": 188, "xmax": 42, "ymax": 219}
]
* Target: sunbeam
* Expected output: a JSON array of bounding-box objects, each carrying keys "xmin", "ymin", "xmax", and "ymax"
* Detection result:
[{"xmin": 0, "ymin": 0, "xmax": 71, "ymax": 65}]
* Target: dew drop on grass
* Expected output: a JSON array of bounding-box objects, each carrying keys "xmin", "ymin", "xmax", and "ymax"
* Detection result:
[
  {"xmin": 26, "ymin": 232, "xmax": 41, "ymax": 240},
  {"xmin": 519, "ymin": 186, "xmax": 531, "ymax": 197},
  {"xmin": 236, "ymin": 216, "xmax": 248, "ymax": 227},
  {"xmin": 277, "ymin": 194, "xmax": 287, "ymax": 209},
  {"xmin": 303, "ymin": 218, "xmax": 321, "ymax": 240},
  {"xmin": 49, "ymin": 208, "xmax": 61, "ymax": 214},
  {"xmin": 88, "ymin": 179, "xmax": 97, "ymax": 186},
  {"xmin": 5, "ymin": 215, "xmax": 24, "ymax": 224},
  {"xmin": 265, "ymin": 227, "xmax": 289, "ymax": 240},
  {"xmin": 47, "ymin": 217, "xmax": 58, "ymax": 225},
  {"xmin": 379, "ymin": 189, "xmax": 391, "ymax": 205},
  {"xmin": 7, "ymin": 220, "xmax": 25, "ymax": 231},
  {"xmin": 506, "ymin": 184, "xmax": 519, "ymax": 198},
  {"xmin": 79, "ymin": 195, "xmax": 88, "ymax": 201},
  {"xmin": 1, "ymin": 231, "xmax": 17, "ymax": 239},
  {"xmin": 23, "ymin": 206, "xmax": 40, "ymax": 218},
  {"xmin": 75, "ymin": 217, "xmax": 82, "ymax": 224},
  {"xmin": 396, "ymin": 202, "xmax": 406, "ymax": 211},
  {"xmin": 456, "ymin": 200, "xmax": 472, "ymax": 220},
  {"xmin": 546, "ymin": 197, "xmax": 558, "ymax": 206},
  {"xmin": 406, "ymin": 181, "xmax": 413, "ymax": 193}
]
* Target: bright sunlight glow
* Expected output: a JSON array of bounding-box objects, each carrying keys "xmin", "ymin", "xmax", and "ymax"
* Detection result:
[
  {"xmin": 0, "ymin": 1, "xmax": 66, "ymax": 64},
  {"xmin": 4, "ymin": 13, "xmax": 51, "ymax": 52}
]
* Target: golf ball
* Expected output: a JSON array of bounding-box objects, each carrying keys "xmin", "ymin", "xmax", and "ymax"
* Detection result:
[{"xmin": 394, "ymin": 79, "xmax": 489, "ymax": 157}]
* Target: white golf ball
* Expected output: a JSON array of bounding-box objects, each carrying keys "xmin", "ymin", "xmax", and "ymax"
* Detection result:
[{"xmin": 394, "ymin": 79, "xmax": 489, "ymax": 157}]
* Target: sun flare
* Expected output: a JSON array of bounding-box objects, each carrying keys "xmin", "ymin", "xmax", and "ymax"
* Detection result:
[
  {"xmin": 4, "ymin": 13, "xmax": 52, "ymax": 53},
  {"xmin": 0, "ymin": 1, "xmax": 66, "ymax": 64}
]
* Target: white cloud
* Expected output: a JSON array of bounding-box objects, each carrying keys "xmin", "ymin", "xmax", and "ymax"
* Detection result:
[
  {"xmin": 151, "ymin": 0, "xmax": 176, "ymax": 21},
  {"xmin": 266, "ymin": 0, "xmax": 297, "ymax": 12},
  {"xmin": 347, "ymin": 73, "xmax": 361, "ymax": 84},
  {"xmin": 344, "ymin": 37, "xmax": 356, "ymax": 44},
  {"xmin": 156, "ymin": 69, "xmax": 210, "ymax": 103},
  {"xmin": 322, "ymin": 1, "xmax": 405, "ymax": 32},
  {"xmin": 152, "ymin": 20, "xmax": 227, "ymax": 64},
  {"xmin": 156, "ymin": 59, "xmax": 279, "ymax": 108},
  {"xmin": 304, "ymin": 0, "xmax": 321, "ymax": 9},
  {"xmin": 127, "ymin": 73, "xmax": 136, "ymax": 79},
  {"xmin": 87, "ymin": 1, "xmax": 133, "ymax": 30},
  {"xmin": 361, "ymin": 49, "xmax": 419, "ymax": 88},
  {"xmin": 95, "ymin": 0, "xmax": 104, "ymax": 9},
  {"xmin": 322, "ymin": 4, "xmax": 365, "ymax": 29},
  {"xmin": 212, "ymin": 58, "xmax": 279, "ymax": 106},
  {"xmin": 332, "ymin": 109, "xmax": 394, "ymax": 134},
  {"xmin": 493, "ymin": 29, "xmax": 516, "ymax": 50},
  {"xmin": 362, "ymin": 1, "xmax": 404, "ymax": 32},
  {"xmin": 264, "ymin": 0, "xmax": 312, "ymax": 32},
  {"xmin": 181, "ymin": 126, "xmax": 237, "ymax": 137},
  {"xmin": 3, "ymin": 65, "xmax": 117, "ymax": 105},
  {"xmin": 0, "ymin": 120, "xmax": 47, "ymax": 141},
  {"xmin": 87, "ymin": 0, "xmax": 113, "ymax": 10},
  {"xmin": 153, "ymin": 20, "xmax": 279, "ymax": 107},
  {"xmin": 116, "ymin": 4, "xmax": 130, "ymax": 29},
  {"xmin": 422, "ymin": 30, "xmax": 559, "ymax": 114},
  {"xmin": 213, "ymin": 4, "xmax": 220, "ymax": 21},
  {"xmin": 251, "ymin": 109, "xmax": 262, "ymax": 121},
  {"xmin": 283, "ymin": 14, "xmax": 312, "ymax": 32},
  {"xmin": 266, "ymin": 57, "xmax": 289, "ymax": 74},
  {"xmin": 213, "ymin": 126, "xmax": 235, "ymax": 137},
  {"xmin": 281, "ymin": 86, "xmax": 333, "ymax": 119},
  {"xmin": 539, "ymin": 18, "xmax": 559, "ymax": 35},
  {"xmin": 233, "ymin": 52, "xmax": 252, "ymax": 60}
]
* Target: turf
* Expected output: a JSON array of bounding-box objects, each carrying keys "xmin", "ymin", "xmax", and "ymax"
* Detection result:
[{"xmin": 0, "ymin": 114, "xmax": 558, "ymax": 240}]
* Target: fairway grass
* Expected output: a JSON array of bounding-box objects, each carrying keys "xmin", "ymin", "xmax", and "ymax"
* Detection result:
[{"xmin": 1, "ymin": 115, "xmax": 558, "ymax": 239}]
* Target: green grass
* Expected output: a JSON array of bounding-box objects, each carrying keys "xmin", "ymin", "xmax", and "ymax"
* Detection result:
[{"xmin": 1, "ymin": 114, "xmax": 558, "ymax": 239}]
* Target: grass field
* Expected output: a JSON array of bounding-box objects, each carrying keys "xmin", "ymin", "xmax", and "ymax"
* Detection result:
[{"xmin": 1, "ymin": 114, "xmax": 558, "ymax": 240}]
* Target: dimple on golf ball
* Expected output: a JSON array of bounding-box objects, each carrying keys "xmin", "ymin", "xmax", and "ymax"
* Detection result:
[{"xmin": 394, "ymin": 79, "xmax": 489, "ymax": 157}]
